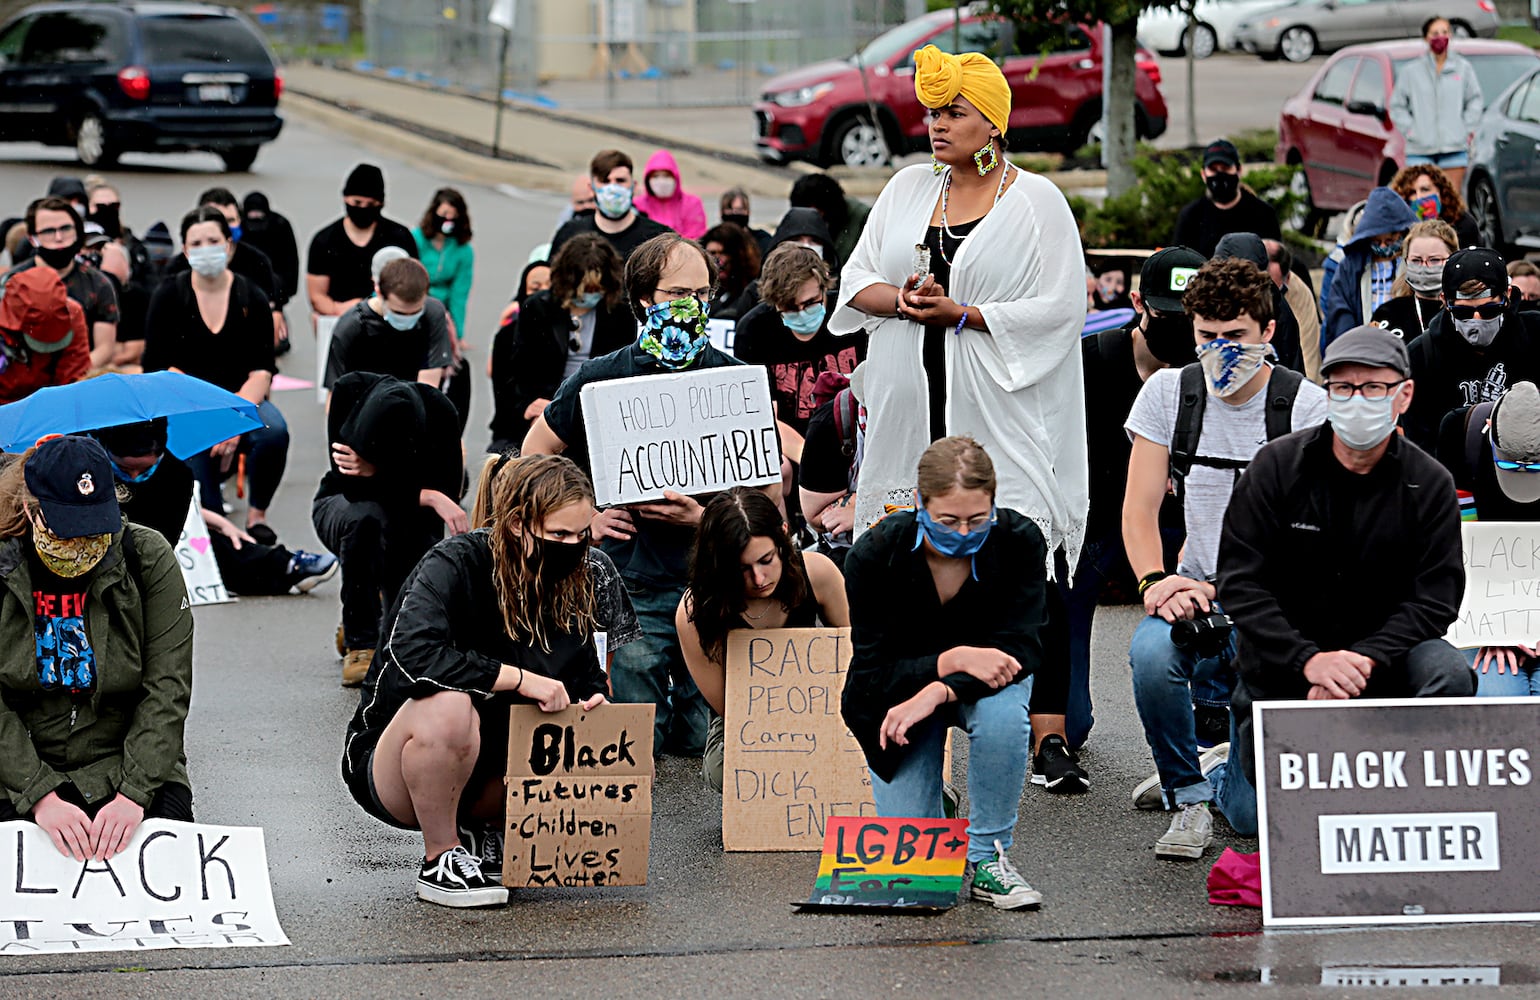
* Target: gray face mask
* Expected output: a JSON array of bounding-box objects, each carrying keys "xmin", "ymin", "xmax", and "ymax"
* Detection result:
[
  {"xmin": 1453, "ymin": 314, "xmax": 1503, "ymax": 348},
  {"xmin": 1404, "ymin": 261, "xmax": 1444, "ymax": 295}
]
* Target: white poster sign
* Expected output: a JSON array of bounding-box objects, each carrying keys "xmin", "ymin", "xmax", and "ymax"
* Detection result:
[
  {"xmin": 707, "ymin": 318, "xmax": 735, "ymax": 357},
  {"xmin": 1445, "ymin": 522, "xmax": 1540, "ymax": 649},
  {"xmin": 175, "ymin": 500, "xmax": 233, "ymax": 607},
  {"xmin": 314, "ymin": 316, "xmax": 338, "ymax": 405},
  {"xmin": 579, "ymin": 367, "xmax": 779, "ymax": 507},
  {"xmin": 0, "ymin": 819, "xmax": 289, "ymax": 955}
]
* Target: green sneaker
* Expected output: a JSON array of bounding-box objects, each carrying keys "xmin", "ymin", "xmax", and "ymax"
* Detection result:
[
  {"xmin": 968, "ymin": 840, "xmax": 1043, "ymax": 910},
  {"xmin": 942, "ymin": 782, "xmax": 960, "ymax": 819}
]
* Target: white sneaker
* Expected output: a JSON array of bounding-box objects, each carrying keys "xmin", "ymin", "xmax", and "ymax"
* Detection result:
[
  {"xmin": 1199, "ymin": 742, "xmax": 1231, "ymax": 778},
  {"xmin": 1155, "ymin": 802, "xmax": 1214, "ymax": 860},
  {"xmin": 1132, "ymin": 742, "xmax": 1231, "ymax": 811},
  {"xmin": 417, "ymin": 845, "xmax": 508, "ymax": 908}
]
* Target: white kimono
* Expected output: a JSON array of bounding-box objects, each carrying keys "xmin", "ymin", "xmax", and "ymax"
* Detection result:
[{"xmin": 830, "ymin": 163, "xmax": 1089, "ymax": 572}]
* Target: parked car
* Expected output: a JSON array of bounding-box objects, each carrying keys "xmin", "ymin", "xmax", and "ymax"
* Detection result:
[
  {"xmin": 754, "ymin": 7, "xmax": 1168, "ymax": 168},
  {"xmin": 0, "ymin": 1, "xmax": 284, "ymax": 171},
  {"xmin": 1138, "ymin": 0, "xmax": 1279, "ymax": 59},
  {"xmin": 1236, "ymin": 0, "xmax": 1501, "ymax": 63},
  {"xmin": 1467, "ymin": 65, "xmax": 1540, "ymax": 256},
  {"xmin": 1276, "ymin": 39, "xmax": 1537, "ymax": 229}
]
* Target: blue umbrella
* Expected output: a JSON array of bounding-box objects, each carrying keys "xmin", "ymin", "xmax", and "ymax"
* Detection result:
[{"xmin": 0, "ymin": 372, "xmax": 263, "ymax": 459}]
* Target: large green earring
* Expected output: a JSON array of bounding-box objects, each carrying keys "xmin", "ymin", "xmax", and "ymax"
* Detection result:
[
  {"xmin": 931, "ymin": 153, "xmax": 944, "ymax": 176},
  {"xmin": 973, "ymin": 140, "xmax": 999, "ymax": 176}
]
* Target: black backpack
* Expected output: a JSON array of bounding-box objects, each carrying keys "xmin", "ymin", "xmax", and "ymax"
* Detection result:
[{"xmin": 1168, "ymin": 362, "xmax": 1304, "ymax": 502}]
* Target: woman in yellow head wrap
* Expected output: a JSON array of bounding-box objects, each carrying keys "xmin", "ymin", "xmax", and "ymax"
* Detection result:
[{"xmin": 828, "ymin": 42, "xmax": 1094, "ymax": 914}]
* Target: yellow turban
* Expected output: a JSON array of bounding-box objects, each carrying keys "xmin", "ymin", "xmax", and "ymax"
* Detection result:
[{"xmin": 913, "ymin": 44, "xmax": 1011, "ymax": 137}]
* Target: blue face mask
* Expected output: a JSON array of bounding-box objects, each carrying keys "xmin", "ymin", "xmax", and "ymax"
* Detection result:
[
  {"xmin": 384, "ymin": 307, "xmax": 422, "ymax": 331},
  {"xmin": 111, "ymin": 456, "xmax": 162, "ymax": 484},
  {"xmin": 781, "ymin": 302, "xmax": 826, "ymax": 335},
  {"xmin": 913, "ymin": 504, "xmax": 996, "ymax": 577},
  {"xmin": 572, "ymin": 291, "xmax": 603, "ymax": 309},
  {"xmin": 229, "ymin": 222, "xmax": 242, "ymax": 242}
]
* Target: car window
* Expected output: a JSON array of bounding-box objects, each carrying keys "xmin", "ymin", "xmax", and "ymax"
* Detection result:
[
  {"xmin": 1520, "ymin": 76, "xmax": 1540, "ymax": 125},
  {"xmin": 1014, "ymin": 22, "xmax": 1091, "ymax": 57},
  {"xmin": 18, "ymin": 11, "xmax": 121, "ymax": 64},
  {"xmin": 137, "ymin": 14, "xmax": 271, "ymax": 65},
  {"xmin": 1348, "ymin": 60, "xmax": 1386, "ymax": 110},
  {"xmin": 1313, "ymin": 58, "xmax": 1357, "ymax": 107},
  {"xmin": 905, "ymin": 20, "xmax": 1007, "ymax": 62},
  {"xmin": 1507, "ymin": 77, "xmax": 1533, "ymax": 119},
  {"xmin": 857, "ymin": 18, "xmax": 944, "ymax": 66},
  {"xmin": 0, "ymin": 16, "xmax": 32, "ymax": 64}
]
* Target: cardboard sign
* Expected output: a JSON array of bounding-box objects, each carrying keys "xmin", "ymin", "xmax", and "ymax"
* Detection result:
[
  {"xmin": 1256, "ymin": 698, "xmax": 1540, "ymax": 926},
  {"xmin": 579, "ymin": 367, "xmax": 779, "ymax": 507},
  {"xmin": 707, "ymin": 318, "xmax": 736, "ymax": 356},
  {"xmin": 722, "ymin": 628, "xmax": 878, "ymax": 852},
  {"xmin": 503, "ymin": 703, "xmax": 654, "ymax": 888},
  {"xmin": 1446, "ymin": 522, "xmax": 1540, "ymax": 648},
  {"xmin": 314, "ymin": 315, "xmax": 337, "ymax": 404},
  {"xmin": 174, "ymin": 499, "xmax": 233, "ymax": 607},
  {"xmin": 796, "ymin": 816, "xmax": 969, "ymax": 912},
  {"xmin": 0, "ymin": 819, "xmax": 288, "ymax": 955}
]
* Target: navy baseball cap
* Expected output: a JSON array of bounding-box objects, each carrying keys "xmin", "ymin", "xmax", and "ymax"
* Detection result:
[{"xmin": 24, "ymin": 436, "xmax": 121, "ymax": 538}]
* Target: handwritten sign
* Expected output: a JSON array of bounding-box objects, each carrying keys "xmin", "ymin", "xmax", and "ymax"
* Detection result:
[
  {"xmin": 723, "ymin": 628, "xmax": 877, "ymax": 852},
  {"xmin": 503, "ymin": 703, "xmax": 654, "ymax": 888},
  {"xmin": 174, "ymin": 500, "xmax": 232, "ymax": 607},
  {"xmin": 579, "ymin": 367, "xmax": 779, "ymax": 507},
  {"xmin": 0, "ymin": 819, "xmax": 288, "ymax": 955},
  {"xmin": 1446, "ymin": 522, "xmax": 1540, "ymax": 649},
  {"xmin": 796, "ymin": 816, "xmax": 969, "ymax": 912},
  {"xmin": 1256, "ymin": 699, "xmax": 1540, "ymax": 926}
]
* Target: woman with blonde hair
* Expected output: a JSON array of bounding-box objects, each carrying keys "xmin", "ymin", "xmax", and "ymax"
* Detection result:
[
  {"xmin": 1369, "ymin": 218, "xmax": 1458, "ymax": 341},
  {"xmin": 342, "ymin": 454, "xmax": 639, "ymax": 909}
]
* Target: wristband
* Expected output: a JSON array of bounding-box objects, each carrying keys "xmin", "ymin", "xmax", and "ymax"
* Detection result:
[
  {"xmin": 954, "ymin": 304, "xmax": 970, "ymax": 336},
  {"xmin": 1137, "ymin": 571, "xmax": 1169, "ymax": 596},
  {"xmin": 895, "ymin": 293, "xmax": 904, "ymax": 318},
  {"xmin": 513, "ymin": 666, "xmax": 524, "ymax": 693}
]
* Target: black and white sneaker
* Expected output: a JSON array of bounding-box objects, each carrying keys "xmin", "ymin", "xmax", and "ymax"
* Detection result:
[
  {"xmin": 459, "ymin": 823, "xmax": 505, "ymax": 879},
  {"xmin": 1031, "ymin": 734, "xmax": 1090, "ymax": 793},
  {"xmin": 417, "ymin": 845, "xmax": 508, "ymax": 908}
]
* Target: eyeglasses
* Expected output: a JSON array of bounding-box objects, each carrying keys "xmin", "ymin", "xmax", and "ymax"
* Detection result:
[
  {"xmin": 788, "ymin": 292, "xmax": 824, "ymax": 312},
  {"xmin": 1324, "ymin": 379, "xmax": 1406, "ymax": 401},
  {"xmin": 33, "ymin": 224, "xmax": 76, "ymax": 241},
  {"xmin": 1493, "ymin": 438, "xmax": 1540, "ymax": 472},
  {"xmin": 1449, "ymin": 301, "xmax": 1507, "ymax": 320},
  {"xmin": 656, "ymin": 286, "xmax": 713, "ymax": 303},
  {"xmin": 1407, "ymin": 256, "xmax": 1448, "ymax": 267},
  {"xmin": 931, "ymin": 509, "xmax": 997, "ymax": 532}
]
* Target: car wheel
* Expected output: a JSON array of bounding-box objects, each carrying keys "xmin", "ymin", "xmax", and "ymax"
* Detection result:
[
  {"xmin": 221, "ymin": 146, "xmax": 260, "ymax": 172},
  {"xmin": 1450, "ymin": 21, "xmax": 1474, "ymax": 39},
  {"xmin": 1284, "ymin": 163, "xmax": 1327, "ymax": 238},
  {"xmin": 829, "ymin": 116, "xmax": 888, "ymax": 169},
  {"xmin": 1469, "ymin": 177, "xmax": 1507, "ymax": 255},
  {"xmin": 1278, "ymin": 26, "xmax": 1316, "ymax": 63},
  {"xmin": 1186, "ymin": 23, "xmax": 1218, "ymax": 60},
  {"xmin": 73, "ymin": 113, "xmax": 117, "ymax": 168}
]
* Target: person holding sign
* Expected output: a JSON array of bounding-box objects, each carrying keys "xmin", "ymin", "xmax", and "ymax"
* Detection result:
[
  {"xmin": 676, "ymin": 487, "xmax": 850, "ymax": 792},
  {"xmin": 0, "ymin": 436, "xmax": 194, "ymax": 861},
  {"xmin": 342, "ymin": 455, "xmax": 621, "ymax": 908},
  {"xmin": 523, "ymin": 233, "xmax": 776, "ymax": 759},
  {"xmin": 842, "ymin": 437, "xmax": 1049, "ymax": 910}
]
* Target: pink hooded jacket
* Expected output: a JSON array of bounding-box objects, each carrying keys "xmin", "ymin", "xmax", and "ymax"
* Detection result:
[{"xmin": 633, "ymin": 149, "xmax": 707, "ymax": 239}]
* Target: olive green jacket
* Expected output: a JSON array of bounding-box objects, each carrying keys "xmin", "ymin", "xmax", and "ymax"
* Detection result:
[{"xmin": 0, "ymin": 524, "xmax": 193, "ymax": 815}]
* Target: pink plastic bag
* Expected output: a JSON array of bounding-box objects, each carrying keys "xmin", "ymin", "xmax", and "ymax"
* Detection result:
[{"xmin": 1207, "ymin": 848, "xmax": 1262, "ymax": 908}]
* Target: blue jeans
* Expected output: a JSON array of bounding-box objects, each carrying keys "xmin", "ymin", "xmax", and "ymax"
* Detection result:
[
  {"xmin": 1465, "ymin": 648, "xmax": 1540, "ymax": 696},
  {"xmin": 185, "ymin": 399, "xmax": 290, "ymax": 514},
  {"xmin": 1129, "ymin": 612, "xmax": 1236, "ymax": 808},
  {"xmin": 609, "ymin": 582, "xmax": 710, "ymax": 756},
  {"xmin": 869, "ymin": 680, "xmax": 1031, "ymax": 863},
  {"xmin": 1207, "ymin": 703, "xmax": 1257, "ymax": 836}
]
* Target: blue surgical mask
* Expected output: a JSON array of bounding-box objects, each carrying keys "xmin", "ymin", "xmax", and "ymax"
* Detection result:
[
  {"xmin": 186, "ymin": 245, "xmax": 227, "ymax": 278},
  {"xmin": 572, "ymin": 291, "xmax": 603, "ymax": 309},
  {"xmin": 384, "ymin": 308, "xmax": 422, "ymax": 331},
  {"xmin": 781, "ymin": 302, "xmax": 825, "ymax": 335},
  {"xmin": 229, "ymin": 222, "xmax": 243, "ymax": 242},
  {"xmin": 594, "ymin": 183, "xmax": 633, "ymax": 220},
  {"xmin": 111, "ymin": 456, "xmax": 162, "ymax": 484},
  {"xmin": 913, "ymin": 504, "xmax": 996, "ymax": 578}
]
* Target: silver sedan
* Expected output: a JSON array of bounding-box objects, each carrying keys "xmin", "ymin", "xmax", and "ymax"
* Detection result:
[{"xmin": 1235, "ymin": 0, "xmax": 1501, "ymax": 64}]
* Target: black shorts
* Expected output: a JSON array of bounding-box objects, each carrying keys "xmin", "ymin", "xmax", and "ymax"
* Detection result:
[
  {"xmin": 343, "ymin": 711, "xmax": 508, "ymax": 832},
  {"xmin": 342, "ymin": 738, "xmax": 416, "ymax": 831}
]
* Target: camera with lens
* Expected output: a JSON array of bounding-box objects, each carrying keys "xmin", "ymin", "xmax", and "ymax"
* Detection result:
[{"xmin": 1169, "ymin": 611, "xmax": 1233, "ymax": 657}]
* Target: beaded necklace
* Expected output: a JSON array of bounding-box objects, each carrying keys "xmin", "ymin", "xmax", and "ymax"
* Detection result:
[{"xmin": 936, "ymin": 162, "xmax": 1013, "ymax": 267}]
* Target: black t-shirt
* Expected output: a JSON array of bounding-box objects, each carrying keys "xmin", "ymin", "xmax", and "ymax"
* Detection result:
[
  {"xmin": 732, "ymin": 302, "xmax": 864, "ymax": 435},
  {"xmin": 323, "ymin": 298, "xmax": 455, "ymax": 389},
  {"xmin": 543, "ymin": 342, "xmax": 746, "ymax": 589},
  {"xmin": 550, "ymin": 213, "xmax": 673, "ymax": 263},
  {"xmin": 29, "ymin": 550, "xmax": 95, "ymax": 693},
  {"xmin": 305, "ymin": 216, "xmax": 418, "ymax": 305},
  {"xmin": 114, "ymin": 456, "xmax": 195, "ymax": 547},
  {"xmin": 1171, "ymin": 191, "xmax": 1282, "ymax": 259},
  {"xmin": 1370, "ymin": 294, "xmax": 1441, "ymax": 342},
  {"xmin": 167, "ymin": 241, "xmax": 278, "ymax": 306},
  {"xmin": 142, "ymin": 272, "xmax": 277, "ymax": 393}
]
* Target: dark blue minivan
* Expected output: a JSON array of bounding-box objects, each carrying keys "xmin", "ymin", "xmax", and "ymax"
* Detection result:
[{"xmin": 0, "ymin": 2, "xmax": 283, "ymax": 171}]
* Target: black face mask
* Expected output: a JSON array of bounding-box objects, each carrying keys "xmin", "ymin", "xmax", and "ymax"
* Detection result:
[
  {"xmin": 345, "ymin": 202, "xmax": 381, "ymax": 228},
  {"xmin": 533, "ymin": 536, "xmax": 587, "ymax": 583},
  {"xmin": 34, "ymin": 241, "xmax": 80, "ymax": 270},
  {"xmin": 1142, "ymin": 310, "xmax": 1197, "ymax": 366},
  {"xmin": 1206, "ymin": 172, "xmax": 1240, "ymax": 204},
  {"xmin": 722, "ymin": 213, "xmax": 751, "ymax": 230},
  {"xmin": 88, "ymin": 203, "xmax": 121, "ymax": 240}
]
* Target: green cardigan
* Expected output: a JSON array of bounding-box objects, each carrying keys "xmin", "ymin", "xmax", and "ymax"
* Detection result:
[{"xmin": 412, "ymin": 227, "xmax": 475, "ymax": 336}]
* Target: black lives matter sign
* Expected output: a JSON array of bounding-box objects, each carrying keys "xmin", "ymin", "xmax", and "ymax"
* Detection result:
[{"xmin": 1257, "ymin": 699, "xmax": 1540, "ymax": 926}]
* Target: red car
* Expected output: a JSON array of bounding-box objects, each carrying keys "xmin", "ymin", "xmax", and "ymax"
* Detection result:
[
  {"xmin": 1277, "ymin": 38, "xmax": 1538, "ymax": 225},
  {"xmin": 754, "ymin": 9, "xmax": 1168, "ymax": 168}
]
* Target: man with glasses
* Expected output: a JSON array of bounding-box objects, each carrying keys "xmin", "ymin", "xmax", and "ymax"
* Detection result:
[
  {"xmin": 3, "ymin": 198, "xmax": 119, "ymax": 370},
  {"xmin": 1218, "ymin": 324, "xmax": 1473, "ymax": 811},
  {"xmin": 1405, "ymin": 248, "xmax": 1540, "ymax": 455},
  {"xmin": 1122, "ymin": 257, "xmax": 1328, "ymax": 860},
  {"xmin": 524, "ymin": 233, "xmax": 773, "ymax": 758}
]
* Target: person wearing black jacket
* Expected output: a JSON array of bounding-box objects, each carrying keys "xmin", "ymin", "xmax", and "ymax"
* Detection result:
[
  {"xmin": 728, "ymin": 208, "xmax": 839, "ymax": 318},
  {"xmin": 313, "ymin": 372, "xmax": 465, "ymax": 686},
  {"xmin": 489, "ymin": 234, "xmax": 633, "ymax": 452},
  {"xmin": 240, "ymin": 192, "xmax": 299, "ymax": 307},
  {"xmin": 842, "ymin": 437, "xmax": 1051, "ymax": 911},
  {"xmin": 342, "ymin": 455, "xmax": 638, "ymax": 908},
  {"xmin": 1218, "ymin": 325, "xmax": 1473, "ymax": 805}
]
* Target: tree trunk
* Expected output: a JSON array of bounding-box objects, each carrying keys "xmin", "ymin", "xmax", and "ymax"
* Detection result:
[
  {"xmin": 1185, "ymin": 11, "xmax": 1198, "ymax": 149},
  {"xmin": 1105, "ymin": 21, "xmax": 1139, "ymax": 198}
]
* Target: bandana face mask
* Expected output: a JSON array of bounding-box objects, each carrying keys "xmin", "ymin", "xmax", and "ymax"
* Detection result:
[
  {"xmin": 637, "ymin": 296, "xmax": 711, "ymax": 369},
  {"xmin": 33, "ymin": 522, "xmax": 110, "ymax": 578},
  {"xmin": 1196, "ymin": 338, "xmax": 1271, "ymax": 398}
]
